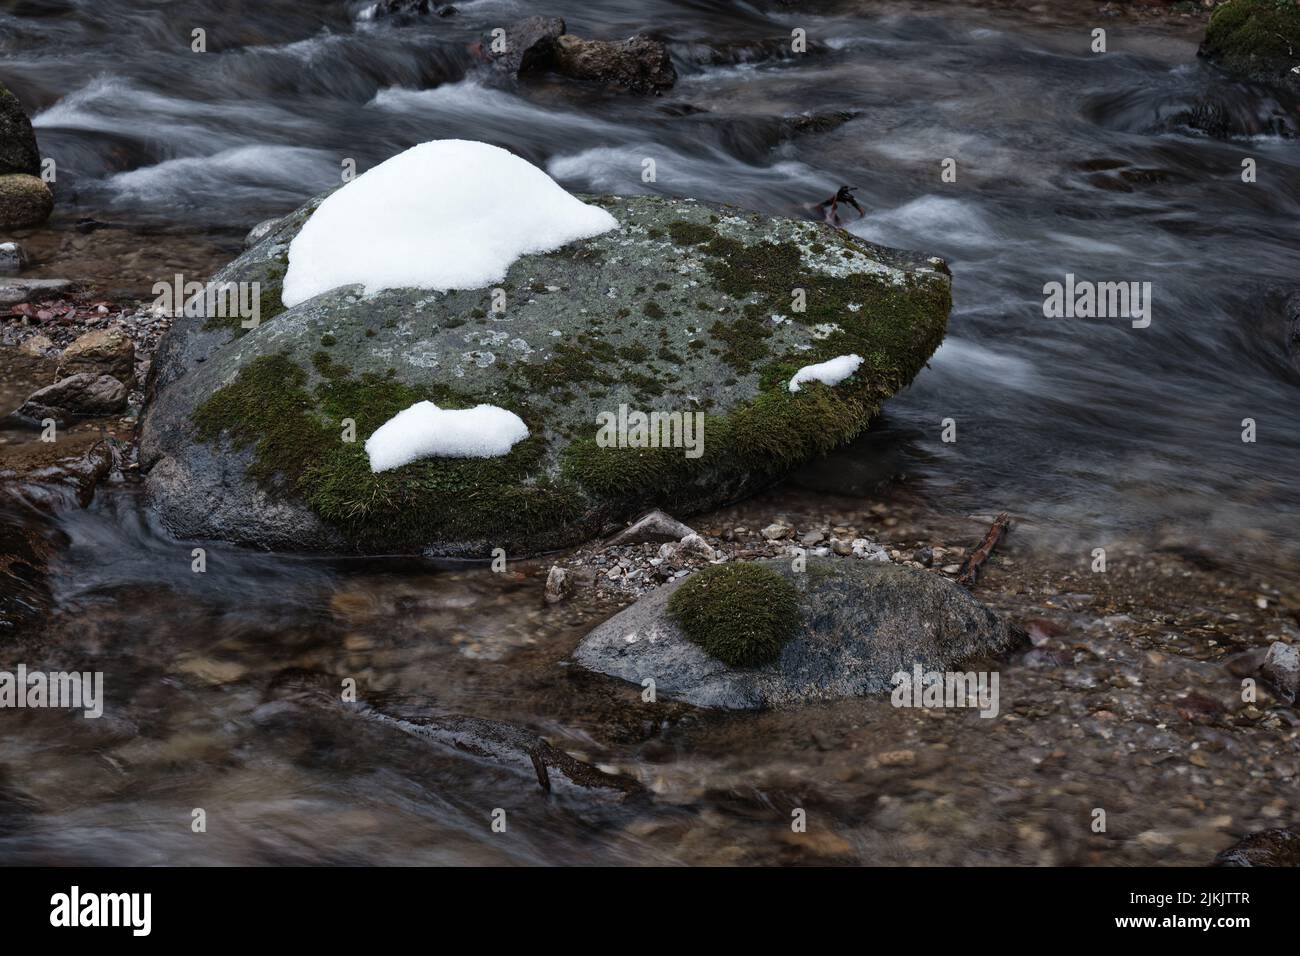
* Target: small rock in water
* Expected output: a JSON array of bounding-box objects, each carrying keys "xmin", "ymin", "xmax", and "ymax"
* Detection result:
[
  {"xmin": 17, "ymin": 333, "xmax": 54, "ymax": 357},
  {"xmin": 1261, "ymin": 641, "xmax": 1299, "ymax": 703},
  {"xmin": 543, "ymin": 565, "xmax": 573, "ymax": 604},
  {"xmin": 876, "ymin": 749, "xmax": 916, "ymax": 767},
  {"xmin": 851, "ymin": 538, "xmax": 890, "ymax": 562},
  {"xmin": 0, "ymin": 240, "xmax": 27, "ymax": 274},
  {"xmin": 762, "ymin": 521, "xmax": 793, "ymax": 541}
]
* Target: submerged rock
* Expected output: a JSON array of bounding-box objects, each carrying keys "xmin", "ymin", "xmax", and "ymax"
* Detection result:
[
  {"xmin": 363, "ymin": 0, "xmax": 456, "ymax": 18},
  {"xmin": 266, "ymin": 669, "xmax": 641, "ymax": 800},
  {"xmin": 543, "ymin": 564, "xmax": 573, "ymax": 604},
  {"xmin": 1214, "ymin": 825, "xmax": 1300, "ymax": 866},
  {"xmin": 0, "ymin": 433, "xmax": 117, "ymax": 508},
  {"xmin": 142, "ymin": 189, "xmax": 949, "ymax": 555},
  {"xmin": 573, "ymin": 557, "xmax": 1024, "ymax": 709},
  {"xmin": 0, "ymin": 241, "xmax": 27, "ymax": 274}
]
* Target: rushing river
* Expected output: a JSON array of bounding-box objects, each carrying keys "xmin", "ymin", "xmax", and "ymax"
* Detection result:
[{"xmin": 1, "ymin": 0, "xmax": 1298, "ymax": 864}]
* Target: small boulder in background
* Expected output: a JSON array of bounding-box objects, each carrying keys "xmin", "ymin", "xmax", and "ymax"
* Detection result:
[
  {"xmin": 15, "ymin": 373, "xmax": 129, "ymax": 426},
  {"xmin": 59, "ymin": 324, "xmax": 136, "ymax": 384}
]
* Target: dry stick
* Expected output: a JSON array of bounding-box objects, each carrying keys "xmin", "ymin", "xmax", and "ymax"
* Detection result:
[{"xmin": 957, "ymin": 512, "xmax": 1012, "ymax": 588}]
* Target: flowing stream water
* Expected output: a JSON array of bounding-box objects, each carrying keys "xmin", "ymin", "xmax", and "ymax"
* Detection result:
[{"xmin": 2, "ymin": 0, "xmax": 1298, "ymax": 864}]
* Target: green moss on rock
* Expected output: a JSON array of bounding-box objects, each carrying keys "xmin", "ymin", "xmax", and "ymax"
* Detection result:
[
  {"xmin": 1203, "ymin": 0, "xmax": 1300, "ymax": 79},
  {"xmin": 667, "ymin": 563, "xmax": 801, "ymax": 667},
  {"xmin": 193, "ymin": 353, "xmax": 577, "ymax": 549}
]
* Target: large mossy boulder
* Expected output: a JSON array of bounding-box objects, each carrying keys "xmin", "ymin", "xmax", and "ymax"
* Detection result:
[
  {"xmin": 574, "ymin": 557, "xmax": 1025, "ymax": 710},
  {"xmin": 0, "ymin": 83, "xmax": 51, "ymax": 230},
  {"xmin": 0, "ymin": 83, "xmax": 41, "ymax": 177},
  {"xmin": 1200, "ymin": 0, "xmax": 1300, "ymax": 87},
  {"xmin": 141, "ymin": 193, "xmax": 950, "ymax": 555}
]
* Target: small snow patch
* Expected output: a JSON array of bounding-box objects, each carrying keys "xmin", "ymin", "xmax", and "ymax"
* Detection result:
[
  {"xmin": 788, "ymin": 354, "xmax": 863, "ymax": 393},
  {"xmin": 365, "ymin": 401, "xmax": 529, "ymax": 472},
  {"xmin": 283, "ymin": 140, "xmax": 617, "ymax": 306}
]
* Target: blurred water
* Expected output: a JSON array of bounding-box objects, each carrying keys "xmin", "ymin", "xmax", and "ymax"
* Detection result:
[{"xmin": 1, "ymin": 0, "xmax": 1299, "ymax": 864}]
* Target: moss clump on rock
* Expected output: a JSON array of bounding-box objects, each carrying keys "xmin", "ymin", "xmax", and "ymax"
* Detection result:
[
  {"xmin": 1202, "ymin": 0, "xmax": 1300, "ymax": 80},
  {"xmin": 667, "ymin": 563, "xmax": 801, "ymax": 667},
  {"xmin": 193, "ymin": 353, "xmax": 577, "ymax": 549}
]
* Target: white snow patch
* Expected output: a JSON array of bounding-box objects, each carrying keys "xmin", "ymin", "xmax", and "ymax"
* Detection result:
[
  {"xmin": 282, "ymin": 140, "xmax": 618, "ymax": 306},
  {"xmin": 365, "ymin": 401, "xmax": 529, "ymax": 472},
  {"xmin": 788, "ymin": 354, "xmax": 863, "ymax": 393}
]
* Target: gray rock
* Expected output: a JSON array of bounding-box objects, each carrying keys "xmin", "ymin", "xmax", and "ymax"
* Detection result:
[
  {"xmin": 852, "ymin": 537, "xmax": 890, "ymax": 561},
  {"xmin": 0, "ymin": 241, "xmax": 27, "ymax": 274},
  {"xmin": 141, "ymin": 191, "xmax": 949, "ymax": 555},
  {"xmin": 0, "ymin": 83, "xmax": 40, "ymax": 177},
  {"xmin": 604, "ymin": 509, "xmax": 696, "ymax": 546},
  {"xmin": 573, "ymin": 557, "xmax": 1024, "ymax": 709},
  {"xmin": 676, "ymin": 532, "xmax": 716, "ymax": 561},
  {"xmin": 14, "ymin": 373, "xmax": 128, "ymax": 425},
  {"xmin": 761, "ymin": 521, "xmax": 792, "ymax": 541},
  {"xmin": 1262, "ymin": 640, "xmax": 1299, "ymax": 703},
  {"xmin": 0, "ymin": 278, "xmax": 71, "ymax": 307}
]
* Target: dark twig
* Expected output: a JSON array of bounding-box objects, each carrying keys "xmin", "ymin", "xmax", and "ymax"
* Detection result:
[{"xmin": 957, "ymin": 512, "xmax": 1011, "ymax": 588}]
